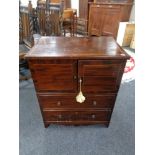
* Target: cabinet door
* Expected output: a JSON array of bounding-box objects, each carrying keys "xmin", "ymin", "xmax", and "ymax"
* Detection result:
[
  {"xmin": 88, "ymin": 5, "xmax": 105, "ymax": 36},
  {"xmin": 29, "ymin": 59, "xmax": 77, "ymax": 92},
  {"xmin": 78, "ymin": 60, "xmax": 125, "ymax": 93},
  {"xmin": 101, "ymin": 6, "xmax": 121, "ymax": 39},
  {"xmin": 88, "ymin": 4, "xmax": 121, "ymax": 38}
]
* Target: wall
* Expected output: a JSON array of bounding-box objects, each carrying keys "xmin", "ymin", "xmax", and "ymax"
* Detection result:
[
  {"xmin": 129, "ymin": 3, "xmax": 135, "ymax": 22},
  {"xmin": 20, "ymin": 0, "xmax": 37, "ymax": 7},
  {"xmin": 71, "ymin": 0, "xmax": 79, "ymax": 16}
]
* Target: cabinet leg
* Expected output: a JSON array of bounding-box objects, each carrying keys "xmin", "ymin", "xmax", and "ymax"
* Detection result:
[
  {"xmin": 44, "ymin": 122, "xmax": 50, "ymax": 128},
  {"xmin": 106, "ymin": 122, "xmax": 110, "ymax": 128}
]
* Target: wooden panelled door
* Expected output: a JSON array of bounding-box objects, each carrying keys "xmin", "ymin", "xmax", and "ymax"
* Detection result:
[
  {"xmin": 88, "ymin": 5, "xmax": 105, "ymax": 36},
  {"xmin": 29, "ymin": 60, "xmax": 77, "ymax": 92},
  {"xmin": 88, "ymin": 4, "xmax": 121, "ymax": 38},
  {"xmin": 78, "ymin": 60, "xmax": 124, "ymax": 93},
  {"xmin": 101, "ymin": 6, "xmax": 121, "ymax": 38}
]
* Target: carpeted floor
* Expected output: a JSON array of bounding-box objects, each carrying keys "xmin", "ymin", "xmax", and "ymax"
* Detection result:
[{"xmin": 19, "ymin": 79, "xmax": 135, "ymax": 155}]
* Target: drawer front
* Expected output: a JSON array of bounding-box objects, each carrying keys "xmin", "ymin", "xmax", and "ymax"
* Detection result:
[
  {"xmin": 92, "ymin": 4, "xmax": 121, "ymax": 9},
  {"xmin": 78, "ymin": 60, "xmax": 125, "ymax": 93},
  {"xmin": 38, "ymin": 94, "xmax": 116, "ymax": 109},
  {"xmin": 29, "ymin": 59, "xmax": 77, "ymax": 92},
  {"xmin": 43, "ymin": 110, "xmax": 112, "ymax": 122}
]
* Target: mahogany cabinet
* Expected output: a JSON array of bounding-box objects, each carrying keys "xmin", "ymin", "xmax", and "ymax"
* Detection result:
[{"xmin": 26, "ymin": 36, "xmax": 130, "ymax": 128}]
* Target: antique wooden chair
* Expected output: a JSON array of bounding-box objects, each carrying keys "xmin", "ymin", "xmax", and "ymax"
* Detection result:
[
  {"xmin": 62, "ymin": 9, "xmax": 75, "ymax": 36},
  {"xmin": 36, "ymin": 0, "xmax": 47, "ymax": 35},
  {"xmin": 45, "ymin": 0, "xmax": 63, "ymax": 36},
  {"xmin": 20, "ymin": 1, "xmax": 34, "ymax": 48}
]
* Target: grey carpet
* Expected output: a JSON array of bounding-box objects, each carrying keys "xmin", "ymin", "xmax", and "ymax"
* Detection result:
[{"xmin": 19, "ymin": 79, "xmax": 135, "ymax": 155}]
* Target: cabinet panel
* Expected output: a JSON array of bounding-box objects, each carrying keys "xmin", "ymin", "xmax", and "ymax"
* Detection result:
[
  {"xmin": 29, "ymin": 60, "xmax": 77, "ymax": 92},
  {"xmin": 78, "ymin": 60, "xmax": 123, "ymax": 93},
  {"xmin": 88, "ymin": 4, "xmax": 121, "ymax": 38},
  {"xmin": 88, "ymin": 5, "xmax": 105, "ymax": 36},
  {"xmin": 101, "ymin": 7, "xmax": 121, "ymax": 38},
  {"xmin": 120, "ymin": 4, "xmax": 132, "ymax": 21}
]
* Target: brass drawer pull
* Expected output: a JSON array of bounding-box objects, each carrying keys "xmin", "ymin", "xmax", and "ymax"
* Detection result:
[
  {"xmin": 93, "ymin": 101, "xmax": 97, "ymax": 106},
  {"xmin": 57, "ymin": 101, "xmax": 61, "ymax": 106},
  {"xmin": 108, "ymin": 5, "xmax": 112, "ymax": 8},
  {"xmin": 58, "ymin": 114, "xmax": 62, "ymax": 119},
  {"xmin": 92, "ymin": 115, "xmax": 96, "ymax": 119}
]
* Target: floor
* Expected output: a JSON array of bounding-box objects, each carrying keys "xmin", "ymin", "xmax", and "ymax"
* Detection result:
[{"xmin": 19, "ymin": 79, "xmax": 135, "ymax": 155}]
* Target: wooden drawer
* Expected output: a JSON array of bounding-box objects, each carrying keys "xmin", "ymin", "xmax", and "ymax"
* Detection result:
[
  {"xmin": 43, "ymin": 110, "xmax": 112, "ymax": 122},
  {"xmin": 38, "ymin": 94, "xmax": 116, "ymax": 109}
]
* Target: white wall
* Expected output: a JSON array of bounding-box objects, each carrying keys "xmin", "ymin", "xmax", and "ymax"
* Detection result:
[
  {"xmin": 20, "ymin": 0, "xmax": 37, "ymax": 7},
  {"xmin": 129, "ymin": 3, "xmax": 135, "ymax": 22},
  {"xmin": 71, "ymin": 0, "xmax": 79, "ymax": 17}
]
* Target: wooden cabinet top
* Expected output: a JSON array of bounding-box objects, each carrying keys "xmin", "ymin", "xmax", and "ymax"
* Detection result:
[{"xmin": 26, "ymin": 36, "xmax": 130, "ymax": 60}]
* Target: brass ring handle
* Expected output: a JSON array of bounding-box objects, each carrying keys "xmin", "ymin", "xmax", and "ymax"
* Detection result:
[
  {"xmin": 58, "ymin": 114, "xmax": 62, "ymax": 119},
  {"xmin": 92, "ymin": 115, "xmax": 96, "ymax": 119},
  {"xmin": 93, "ymin": 101, "xmax": 97, "ymax": 106},
  {"xmin": 76, "ymin": 78, "xmax": 86, "ymax": 103},
  {"xmin": 57, "ymin": 101, "xmax": 61, "ymax": 106}
]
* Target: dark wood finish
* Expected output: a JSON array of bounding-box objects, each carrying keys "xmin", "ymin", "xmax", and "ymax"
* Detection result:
[
  {"xmin": 29, "ymin": 60, "xmax": 77, "ymax": 92},
  {"xmin": 26, "ymin": 36, "xmax": 130, "ymax": 128},
  {"xmin": 43, "ymin": 109, "xmax": 112, "ymax": 122},
  {"xmin": 78, "ymin": 60, "xmax": 126, "ymax": 93},
  {"xmin": 78, "ymin": 0, "xmax": 93, "ymax": 34},
  {"xmin": 79, "ymin": 0, "xmax": 93, "ymax": 19},
  {"xmin": 120, "ymin": 3, "xmax": 133, "ymax": 21},
  {"xmin": 88, "ymin": 2, "xmax": 133, "ymax": 23},
  {"xmin": 63, "ymin": 0, "xmax": 71, "ymax": 9},
  {"xmin": 38, "ymin": 94, "xmax": 116, "ymax": 109},
  {"xmin": 26, "ymin": 36, "xmax": 129, "ymax": 59}
]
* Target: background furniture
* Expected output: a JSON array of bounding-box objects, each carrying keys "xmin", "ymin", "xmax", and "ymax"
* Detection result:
[
  {"xmin": 62, "ymin": 8, "xmax": 77, "ymax": 36},
  {"xmin": 78, "ymin": 0, "xmax": 133, "ymax": 37},
  {"xmin": 46, "ymin": 6, "xmax": 63, "ymax": 36},
  {"xmin": 117, "ymin": 22, "xmax": 135, "ymax": 46},
  {"xmin": 37, "ymin": 1, "xmax": 47, "ymax": 35},
  {"xmin": 26, "ymin": 36, "xmax": 130, "ymax": 128},
  {"xmin": 20, "ymin": 1, "xmax": 36, "ymax": 48},
  {"xmin": 88, "ymin": 3, "xmax": 121, "ymax": 38},
  {"xmin": 19, "ymin": 39, "xmax": 31, "ymax": 81},
  {"xmin": 78, "ymin": 0, "xmax": 93, "ymax": 35}
]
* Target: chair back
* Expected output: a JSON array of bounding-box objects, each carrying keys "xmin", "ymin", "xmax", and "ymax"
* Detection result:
[{"xmin": 63, "ymin": 9, "xmax": 74, "ymax": 20}]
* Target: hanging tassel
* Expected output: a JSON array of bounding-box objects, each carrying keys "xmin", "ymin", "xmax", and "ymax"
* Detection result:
[{"xmin": 76, "ymin": 78, "xmax": 85, "ymax": 103}]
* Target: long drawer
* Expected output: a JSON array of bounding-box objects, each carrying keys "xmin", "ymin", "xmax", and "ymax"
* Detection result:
[
  {"xmin": 38, "ymin": 94, "xmax": 116, "ymax": 109},
  {"xmin": 43, "ymin": 109, "xmax": 112, "ymax": 122}
]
